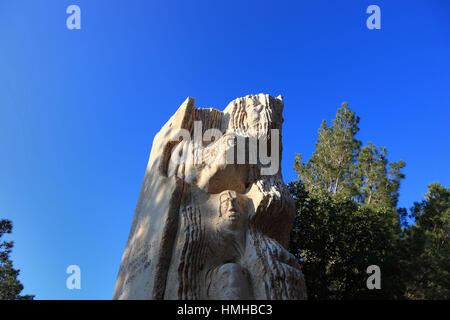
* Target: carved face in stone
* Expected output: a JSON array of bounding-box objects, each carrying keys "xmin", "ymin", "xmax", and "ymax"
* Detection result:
[{"xmin": 218, "ymin": 190, "xmax": 247, "ymax": 231}]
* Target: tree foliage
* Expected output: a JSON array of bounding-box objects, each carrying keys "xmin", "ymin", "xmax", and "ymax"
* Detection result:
[
  {"xmin": 294, "ymin": 103, "xmax": 405, "ymax": 208},
  {"xmin": 288, "ymin": 181, "xmax": 404, "ymax": 299},
  {"xmin": 289, "ymin": 102, "xmax": 448, "ymax": 299},
  {"xmin": 401, "ymin": 183, "xmax": 450, "ymax": 299},
  {"xmin": 294, "ymin": 103, "xmax": 361, "ymax": 196},
  {"xmin": 0, "ymin": 219, "xmax": 34, "ymax": 300}
]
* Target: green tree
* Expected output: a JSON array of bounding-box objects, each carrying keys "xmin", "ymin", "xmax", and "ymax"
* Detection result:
[
  {"xmin": 353, "ymin": 143, "xmax": 405, "ymax": 208},
  {"xmin": 294, "ymin": 103, "xmax": 405, "ymax": 208},
  {"xmin": 290, "ymin": 102, "xmax": 407, "ymax": 299},
  {"xmin": 288, "ymin": 181, "xmax": 405, "ymax": 299},
  {"xmin": 294, "ymin": 103, "xmax": 361, "ymax": 196},
  {"xmin": 0, "ymin": 219, "xmax": 34, "ymax": 300},
  {"xmin": 401, "ymin": 183, "xmax": 450, "ymax": 299}
]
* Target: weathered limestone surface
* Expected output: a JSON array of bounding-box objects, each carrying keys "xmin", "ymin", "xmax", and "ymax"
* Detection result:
[{"xmin": 113, "ymin": 94, "xmax": 307, "ymax": 300}]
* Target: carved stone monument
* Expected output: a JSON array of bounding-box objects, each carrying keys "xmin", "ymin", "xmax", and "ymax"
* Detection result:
[{"xmin": 113, "ymin": 94, "xmax": 307, "ymax": 300}]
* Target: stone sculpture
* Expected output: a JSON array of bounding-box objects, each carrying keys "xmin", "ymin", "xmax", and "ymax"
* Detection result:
[{"xmin": 113, "ymin": 94, "xmax": 307, "ymax": 300}]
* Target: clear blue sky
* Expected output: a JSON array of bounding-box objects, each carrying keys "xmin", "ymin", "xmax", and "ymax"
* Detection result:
[{"xmin": 0, "ymin": 0, "xmax": 449, "ymax": 299}]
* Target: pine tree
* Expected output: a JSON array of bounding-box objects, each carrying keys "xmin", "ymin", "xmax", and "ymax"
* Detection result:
[
  {"xmin": 0, "ymin": 219, "xmax": 34, "ymax": 300},
  {"xmin": 288, "ymin": 181, "xmax": 405, "ymax": 299},
  {"xmin": 353, "ymin": 143, "xmax": 406, "ymax": 208},
  {"xmin": 290, "ymin": 102, "xmax": 407, "ymax": 299},
  {"xmin": 290, "ymin": 102, "xmax": 450, "ymax": 300},
  {"xmin": 294, "ymin": 102, "xmax": 361, "ymax": 196},
  {"xmin": 401, "ymin": 183, "xmax": 450, "ymax": 299},
  {"xmin": 294, "ymin": 102, "xmax": 405, "ymax": 207}
]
